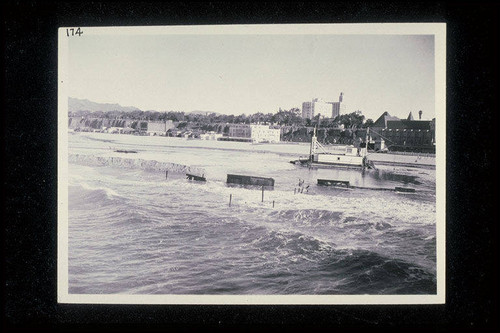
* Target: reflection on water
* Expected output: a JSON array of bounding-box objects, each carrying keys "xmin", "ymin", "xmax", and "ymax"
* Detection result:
[{"xmin": 369, "ymin": 169, "xmax": 422, "ymax": 185}]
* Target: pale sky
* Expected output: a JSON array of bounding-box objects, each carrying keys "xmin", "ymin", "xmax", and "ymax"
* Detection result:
[{"xmin": 67, "ymin": 33, "xmax": 435, "ymax": 121}]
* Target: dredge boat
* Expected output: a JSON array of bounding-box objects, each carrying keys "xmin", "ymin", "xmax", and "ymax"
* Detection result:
[{"xmin": 290, "ymin": 128, "xmax": 375, "ymax": 170}]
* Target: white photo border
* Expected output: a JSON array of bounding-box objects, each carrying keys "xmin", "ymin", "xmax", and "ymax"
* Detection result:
[{"xmin": 58, "ymin": 23, "xmax": 446, "ymax": 304}]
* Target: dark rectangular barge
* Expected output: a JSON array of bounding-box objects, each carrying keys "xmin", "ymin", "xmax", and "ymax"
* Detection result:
[{"xmin": 227, "ymin": 174, "xmax": 274, "ymax": 187}]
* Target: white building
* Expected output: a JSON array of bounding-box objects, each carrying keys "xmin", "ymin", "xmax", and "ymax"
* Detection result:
[
  {"xmin": 302, "ymin": 98, "xmax": 332, "ymax": 119},
  {"xmin": 104, "ymin": 126, "xmax": 122, "ymax": 134},
  {"xmin": 200, "ymin": 131, "xmax": 223, "ymax": 140},
  {"xmin": 302, "ymin": 93, "xmax": 346, "ymax": 119},
  {"xmin": 250, "ymin": 124, "xmax": 281, "ymax": 143},
  {"xmin": 228, "ymin": 124, "xmax": 280, "ymax": 143}
]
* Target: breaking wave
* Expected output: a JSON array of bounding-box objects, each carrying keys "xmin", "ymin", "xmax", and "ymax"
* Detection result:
[{"xmin": 69, "ymin": 153, "xmax": 205, "ymax": 174}]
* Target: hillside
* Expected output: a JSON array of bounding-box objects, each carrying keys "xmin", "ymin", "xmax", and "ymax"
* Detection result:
[{"xmin": 68, "ymin": 97, "xmax": 141, "ymax": 112}]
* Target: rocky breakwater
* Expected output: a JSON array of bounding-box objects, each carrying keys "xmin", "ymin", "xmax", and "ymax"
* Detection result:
[{"xmin": 69, "ymin": 153, "xmax": 205, "ymax": 175}]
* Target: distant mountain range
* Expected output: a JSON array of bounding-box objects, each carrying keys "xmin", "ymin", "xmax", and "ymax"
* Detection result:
[
  {"xmin": 68, "ymin": 97, "xmax": 220, "ymax": 115},
  {"xmin": 68, "ymin": 97, "xmax": 141, "ymax": 112}
]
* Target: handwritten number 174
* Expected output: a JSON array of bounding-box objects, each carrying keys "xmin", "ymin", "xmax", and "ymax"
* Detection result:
[{"xmin": 66, "ymin": 28, "xmax": 83, "ymax": 37}]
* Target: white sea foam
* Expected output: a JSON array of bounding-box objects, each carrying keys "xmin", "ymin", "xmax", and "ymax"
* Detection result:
[
  {"xmin": 79, "ymin": 181, "xmax": 120, "ymax": 198},
  {"xmin": 67, "ymin": 132, "xmax": 437, "ymax": 295}
]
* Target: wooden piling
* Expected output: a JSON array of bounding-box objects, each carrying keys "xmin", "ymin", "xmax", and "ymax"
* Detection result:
[
  {"xmin": 165, "ymin": 170, "xmax": 168, "ymax": 180},
  {"xmin": 229, "ymin": 194, "xmax": 232, "ymax": 206},
  {"xmin": 261, "ymin": 186, "xmax": 264, "ymax": 202},
  {"xmin": 272, "ymin": 200, "xmax": 275, "ymax": 208}
]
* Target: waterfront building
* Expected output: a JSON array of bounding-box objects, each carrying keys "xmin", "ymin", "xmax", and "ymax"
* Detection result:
[
  {"xmin": 430, "ymin": 118, "xmax": 436, "ymax": 144},
  {"xmin": 104, "ymin": 127, "xmax": 122, "ymax": 134},
  {"xmin": 228, "ymin": 124, "xmax": 252, "ymax": 138},
  {"xmin": 371, "ymin": 111, "xmax": 435, "ymax": 152},
  {"xmin": 371, "ymin": 111, "xmax": 400, "ymax": 135},
  {"xmin": 250, "ymin": 124, "xmax": 281, "ymax": 143},
  {"xmin": 68, "ymin": 117, "xmax": 132, "ymax": 130},
  {"xmin": 146, "ymin": 120, "xmax": 175, "ymax": 136},
  {"xmin": 200, "ymin": 131, "xmax": 223, "ymax": 140},
  {"xmin": 68, "ymin": 117, "xmax": 176, "ymax": 136},
  {"xmin": 228, "ymin": 124, "xmax": 281, "ymax": 143}
]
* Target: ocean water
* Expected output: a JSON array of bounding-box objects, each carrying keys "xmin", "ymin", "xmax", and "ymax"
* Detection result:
[{"xmin": 67, "ymin": 133, "xmax": 436, "ymax": 295}]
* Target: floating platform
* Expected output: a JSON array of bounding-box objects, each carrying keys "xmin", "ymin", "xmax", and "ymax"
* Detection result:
[
  {"xmin": 186, "ymin": 173, "xmax": 206, "ymax": 182},
  {"xmin": 227, "ymin": 174, "xmax": 274, "ymax": 187},
  {"xmin": 316, "ymin": 180, "xmax": 417, "ymax": 193},
  {"xmin": 317, "ymin": 179, "xmax": 350, "ymax": 188}
]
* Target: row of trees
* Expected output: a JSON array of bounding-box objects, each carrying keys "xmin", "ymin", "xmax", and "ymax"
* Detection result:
[{"xmin": 69, "ymin": 108, "xmax": 374, "ymax": 129}]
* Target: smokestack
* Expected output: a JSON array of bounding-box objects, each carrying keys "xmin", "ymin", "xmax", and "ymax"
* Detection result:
[{"xmin": 418, "ymin": 110, "xmax": 423, "ymax": 120}]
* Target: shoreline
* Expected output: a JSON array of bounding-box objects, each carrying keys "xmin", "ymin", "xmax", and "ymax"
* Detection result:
[{"xmin": 70, "ymin": 132, "xmax": 436, "ymax": 169}]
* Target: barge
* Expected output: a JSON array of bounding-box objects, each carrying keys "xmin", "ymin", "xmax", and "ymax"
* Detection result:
[
  {"xmin": 227, "ymin": 174, "xmax": 275, "ymax": 187},
  {"xmin": 290, "ymin": 128, "xmax": 375, "ymax": 170}
]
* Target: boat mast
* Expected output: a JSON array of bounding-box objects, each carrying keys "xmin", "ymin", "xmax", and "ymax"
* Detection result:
[
  {"xmin": 310, "ymin": 126, "xmax": 317, "ymax": 160},
  {"xmin": 365, "ymin": 127, "xmax": 370, "ymax": 157}
]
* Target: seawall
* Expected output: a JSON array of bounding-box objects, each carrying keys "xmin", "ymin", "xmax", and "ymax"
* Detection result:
[{"xmin": 69, "ymin": 154, "xmax": 205, "ymax": 175}]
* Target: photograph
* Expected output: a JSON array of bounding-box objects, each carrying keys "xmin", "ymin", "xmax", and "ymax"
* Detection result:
[{"xmin": 57, "ymin": 23, "xmax": 446, "ymax": 304}]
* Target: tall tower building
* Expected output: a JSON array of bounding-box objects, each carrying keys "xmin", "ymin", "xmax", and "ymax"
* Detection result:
[
  {"xmin": 329, "ymin": 92, "xmax": 346, "ymax": 119},
  {"xmin": 302, "ymin": 98, "xmax": 332, "ymax": 119},
  {"xmin": 302, "ymin": 93, "xmax": 346, "ymax": 119},
  {"xmin": 302, "ymin": 101, "xmax": 314, "ymax": 119}
]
